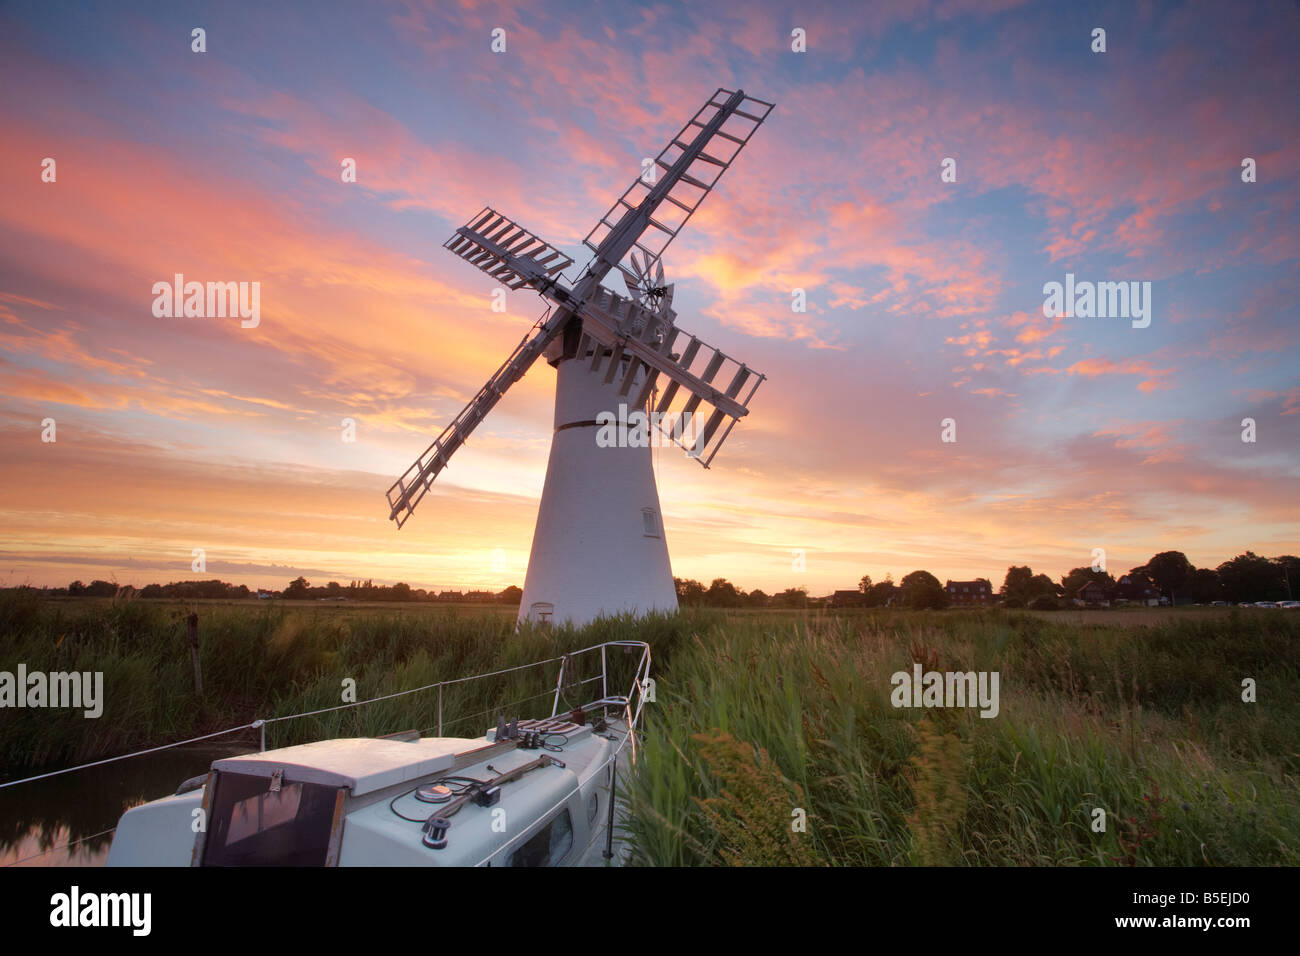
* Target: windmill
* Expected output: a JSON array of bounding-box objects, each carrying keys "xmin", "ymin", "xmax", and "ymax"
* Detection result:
[{"xmin": 386, "ymin": 88, "xmax": 773, "ymax": 627}]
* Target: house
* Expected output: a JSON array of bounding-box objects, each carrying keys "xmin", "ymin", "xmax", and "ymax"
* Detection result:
[
  {"xmin": 1074, "ymin": 580, "xmax": 1109, "ymax": 606},
  {"xmin": 1110, "ymin": 573, "xmax": 1161, "ymax": 607},
  {"xmin": 945, "ymin": 579, "xmax": 993, "ymax": 607},
  {"xmin": 830, "ymin": 589, "xmax": 864, "ymax": 608}
]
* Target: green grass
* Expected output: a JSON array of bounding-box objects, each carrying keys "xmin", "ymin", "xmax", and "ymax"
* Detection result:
[
  {"xmin": 0, "ymin": 589, "xmax": 687, "ymax": 772},
  {"xmin": 3, "ymin": 591, "xmax": 1297, "ymax": 865},
  {"xmin": 621, "ymin": 607, "xmax": 1300, "ymax": 866}
]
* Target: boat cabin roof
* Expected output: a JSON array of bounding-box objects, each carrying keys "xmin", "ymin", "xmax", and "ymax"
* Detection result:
[{"xmin": 212, "ymin": 737, "xmax": 480, "ymax": 796}]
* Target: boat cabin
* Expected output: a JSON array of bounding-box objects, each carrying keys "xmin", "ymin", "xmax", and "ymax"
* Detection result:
[{"xmin": 107, "ymin": 714, "xmax": 629, "ymax": 867}]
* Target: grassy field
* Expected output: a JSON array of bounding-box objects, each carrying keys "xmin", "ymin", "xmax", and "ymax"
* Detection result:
[
  {"xmin": 624, "ymin": 606, "xmax": 1300, "ymax": 866},
  {"xmin": 2, "ymin": 591, "xmax": 1296, "ymax": 866}
]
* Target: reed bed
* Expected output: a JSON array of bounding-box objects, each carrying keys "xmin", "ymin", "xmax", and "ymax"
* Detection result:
[
  {"xmin": 0, "ymin": 589, "xmax": 686, "ymax": 773},
  {"xmin": 622, "ymin": 608, "xmax": 1300, "ymax": 866},
  {"xmin": 3, "ymin": 590, "xmax": 1295, "ymax": 865}
]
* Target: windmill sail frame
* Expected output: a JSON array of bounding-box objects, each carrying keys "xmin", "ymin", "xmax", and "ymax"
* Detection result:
[
  {"xmin": 582, "ymin": 89, "xmax": 773, "ymax": 297},
  {"xmin": 387, "ymin": 88, "xmax": 772, "ymax": 527}
]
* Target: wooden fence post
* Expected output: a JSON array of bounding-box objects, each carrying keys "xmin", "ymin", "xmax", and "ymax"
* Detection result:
[{"xmin": 187, "ymin": 611, "xmax": 203, "ymax": 696}]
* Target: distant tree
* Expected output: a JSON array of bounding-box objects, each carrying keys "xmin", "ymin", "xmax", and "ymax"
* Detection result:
[
  {"xmin": 1000, "ymin": 566, "xmax": 1057, "ymax": 606},
  {"xmin": 1060, "ymin": 566, "xmax": 1116, "ymax": 597},
  {"xmin": 864, "ymin": 580, "xmax": 895, "ymax": 607},
  {"xmin": 326, "ymin": 581, "xmax": 342, "ymax": 594},
  {"xmin": 68, "ymin": 580, "xmax": 86, "ymax": 596},
  {"xmin": 858, "ymin": 574, "xmax": 872, "ymax": 593},
  {"xmin": 747, "ymin": 588, "xmax": 769, "ymax": 607},
  {"xmin": 706, "ymin": 578, "xmax": 742, "ymax": 607},
  {"xmin": 1031, "ymin": 573, "xmax": 1058, "ymax": 597},
  {"xmin": 1139, "ymin": 551, "xmax": 1193, "ymax": 606},
  {"xmin": 775, "ymin": 587, "xmax": 808, "ymax": 608},
  {"xmin": 1274, "ymin": 555, "xmax": 1300, "ymax": 601},
  {"xmin": 1000, "ymin": 566, "xmax": 1033, "ymax": 604},
  {"xmin": 901, "ymin": 570, "xmax": 948, "ymax": 609},
  {"xmin": 284, "ymin": 576, "xmax": 310, "ymax": 600},
  {"xmin": 1216, "ymin": 552, "xmax": 1283, "ymax": 603},
  {"xmin": 390, "ymin": 582, "xmax": 413, "ymax": 602},
  {"xmin": 84, "ymin": 580, "xmax": 117, "ymax": 597},
  {"xmin": 498, "ymin": 585, "xmax": 523, "ymax": 604},
  {"xmin": 1184, "ymin": 567, "xmax": 1223, "ymax": 603},
  {"xmin": 674, "ymin": 578, "xmax": 706, "ymax": 605}
]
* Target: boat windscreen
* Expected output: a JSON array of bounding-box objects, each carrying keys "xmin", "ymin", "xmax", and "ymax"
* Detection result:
[{"xmin": 201, "ymin": 771, "xmax": 342, "ymax": 866}]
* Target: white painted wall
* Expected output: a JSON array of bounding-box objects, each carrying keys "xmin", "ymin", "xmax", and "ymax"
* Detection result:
[{"xmin": 518, "ymin": 354, "xmax": 678, "ymax": 628}]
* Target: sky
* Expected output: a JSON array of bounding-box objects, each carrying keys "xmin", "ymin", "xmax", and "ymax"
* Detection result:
[{"xmin": 0, "ymin": 0, "xmax": 1297, "ymax": 596}]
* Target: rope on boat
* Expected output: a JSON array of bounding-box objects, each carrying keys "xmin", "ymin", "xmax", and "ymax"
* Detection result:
[
  {"xmin": 0, "ymin": 722, "xmax": 260, "ymax": 790},
  {"xmin": 0, "ymin": 641, "xmax": 644, "ymax": 791},
  {"xmin": 1, "ymin": 641, "xmax": 652, "ymax": 867},
  {"xmin": 421, "ymin": 676, "xmax": 604, "ymax": 737},
  {"xmin": 257, "ymin": 654, "xmax": 578, "ymax": 726}
]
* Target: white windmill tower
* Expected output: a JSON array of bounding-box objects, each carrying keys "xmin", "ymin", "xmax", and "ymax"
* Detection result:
[{"xmin": 386, "ymin": 88, "xmax": 773, "ymax": 628}]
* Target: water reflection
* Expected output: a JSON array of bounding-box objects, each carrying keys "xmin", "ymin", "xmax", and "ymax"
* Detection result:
[{"xmin": 0, "ymin": 743, "xmax": 255, "ymax": 867}]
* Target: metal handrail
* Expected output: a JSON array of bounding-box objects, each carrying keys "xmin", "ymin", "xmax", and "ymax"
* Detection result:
[
  {"xmin": 2, "ymin": 640, "xmax": 652, "ymax": 868},
  {"xmin": 477, "ymin": 645, "xmax": 653, "ymax": 867},
  {"xmin": 0, "ymin": 640, "xmax": 651, "ymax": 791}
]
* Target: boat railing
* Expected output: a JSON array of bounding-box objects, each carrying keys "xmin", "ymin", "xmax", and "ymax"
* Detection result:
[{"xmin": 0, "ymin": 639, "xmax": 653, "ymax": 794}]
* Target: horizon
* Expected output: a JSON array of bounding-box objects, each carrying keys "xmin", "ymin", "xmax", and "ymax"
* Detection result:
[
  {"xmin": 2, "ymin": 0, "xmax": 1298, "ymax": 597},
  {"xmin": 15, "ymin": 545, "xmax": 1289, "ymax": 599}
]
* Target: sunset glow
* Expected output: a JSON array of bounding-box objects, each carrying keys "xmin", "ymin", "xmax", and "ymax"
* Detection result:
[{"xmin": 2, "ymin": 0, "xmax": 1297, "ymax": 595}]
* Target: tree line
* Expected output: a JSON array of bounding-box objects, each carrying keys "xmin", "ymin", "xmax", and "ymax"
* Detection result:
[
  {"xmin": 1004, "ymin": 550, "xmax": 1299, "ymax": 608},
  {"xmin": 45, "ymin": 578, "xmax": 525, "ymax": 604},
  {"xmin": 675, "ymin": 550, "xmax": 1300, "ymax": 610},
  {"xmin": 34, "ymin": 550, "xmax": 1299, "ymax": 609}
]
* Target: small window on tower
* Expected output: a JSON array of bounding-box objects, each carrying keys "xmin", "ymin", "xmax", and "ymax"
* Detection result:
[{"xmin": 642, "ymin": 508, "xmax": 660, "ymax": 538}]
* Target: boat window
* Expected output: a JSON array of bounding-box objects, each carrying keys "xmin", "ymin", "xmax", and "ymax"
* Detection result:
[
  {"xmin": 201, "ymin": 771, "xmax": 341, "ymax": 866},
  {"xmin": 505, "ymin": 808, "xmax": 573, "ymax": 867}
]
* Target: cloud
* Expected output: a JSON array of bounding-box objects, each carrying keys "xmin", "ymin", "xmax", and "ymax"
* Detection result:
[{"xmin": 0, "ymin": 0, "xmax": 1296, "ymax": 597}]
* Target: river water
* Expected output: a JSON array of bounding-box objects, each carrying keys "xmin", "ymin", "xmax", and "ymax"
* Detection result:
[{"xmin": 0, "ymin": 743, "xmax": 255, "ymax": 867}]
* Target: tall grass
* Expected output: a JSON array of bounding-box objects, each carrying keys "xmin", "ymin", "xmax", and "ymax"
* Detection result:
[
  {"xmin": 622, "ymin": 608, "xmax": 1300, "ymax": 866},
  {"xmin": 0, "ymin": 590, "xmax": 690, "ymax": 774},
  {"xmin": 4, "ymin": 592, "xmax": 1296, "ymax": 866}
]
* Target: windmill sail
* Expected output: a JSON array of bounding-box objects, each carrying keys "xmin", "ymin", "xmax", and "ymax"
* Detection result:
[
  {"xmin": 385, "ymin": 311, "xmax": 568, "ymax": 527},
  {"xmin": 574, "ymin": 286, "xmax": 764, "ymax": 467},
  {"xmin": 388, "ymin": 88, "xmax": 772, "ymax": 529},
  {"xmin": 387, "ymin": 211, "xmax": 584, "ymax": 527},
  {"xmin": 445, "ymin": 208, "xmax": 574, "ymax": 291},
  {"xmin": 582, "ymin": 88, "xmax": 773, "ymax": 294}
]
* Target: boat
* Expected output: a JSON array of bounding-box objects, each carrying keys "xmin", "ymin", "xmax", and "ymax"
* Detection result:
[{"xmin": 104, "ymin": 640, "xmax": 650, "ymax": 867}]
